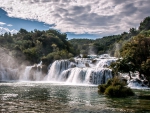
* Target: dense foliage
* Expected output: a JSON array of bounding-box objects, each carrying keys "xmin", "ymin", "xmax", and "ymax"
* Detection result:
[
  {"xmin": 110, "ymin": 17, "xmax": 150, "ymax": 84},
  {"xmin": 98, "ymin": 77, "xmax": 134, "ymax": 97},
  {"xmin": 69, "ymin": 36, "xmax": 122, "ymax": 55},
  {"xmin": 69, "ymin": 39, "xmax": 94, "ymax": 55},
  {"xmin": 0, "ymin": 29, "xmax": 75, "ymax": 66},
  {"xmin": 69, "ymin": 29, "xmax": 139, "ymax": 56}
]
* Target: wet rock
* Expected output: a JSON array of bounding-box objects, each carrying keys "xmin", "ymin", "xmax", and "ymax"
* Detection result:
[
  {"xmin": 143, "ymin": 80, "xmax": 149, "ymax": 86},
  {"xmin": 42, "ymin": 65, "xmax": 48, "ymax": 74},
  {"xmin": 85, "ymin": 63, "xmax": 90, "ymax": 67}
]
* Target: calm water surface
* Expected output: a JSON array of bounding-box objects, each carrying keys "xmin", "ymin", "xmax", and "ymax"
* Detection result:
[{"xmin": 0, "ymin": 81, "xmax": 150, "ymax": 113}]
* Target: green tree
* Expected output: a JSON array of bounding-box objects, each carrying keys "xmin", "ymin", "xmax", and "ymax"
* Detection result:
[
  {"xmin": 112, "ymin": 34, "xmax": 150, "ymax": 82},
  {"xmin": 139, "ymin": 16, "xmax": 150, "ymax": 31}
]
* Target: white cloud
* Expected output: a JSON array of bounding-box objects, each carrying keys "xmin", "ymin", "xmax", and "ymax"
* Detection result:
[
  {"xmin": 7, "ymin": 24, "xmax": 13, "ymax": 27},
  {"xmin": 0, "ymin": 27, "xmax": 18, "ymax": 34},
  {"xmin": 0, "ymin": 0, "xmax": 150, "ymax": 35},
  {"xmin": 0, "ymin": 22, "xmax": 6, "ymax": 26}
]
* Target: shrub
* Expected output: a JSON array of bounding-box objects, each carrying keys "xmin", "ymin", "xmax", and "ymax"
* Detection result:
[
  {"xmin": 98, "ymin": 77, "xmax": 134, "ymax": 97},
  {"xmin": 121, "ymin": 87, "xmax": 134, "ymax": 97},
  {"xmin": 104, "ymin": 85, "xmax": 134, "ymax": 97},
  {"xmin": 98, "ymin": 84, "xmax": 107, "ymax": 94}
]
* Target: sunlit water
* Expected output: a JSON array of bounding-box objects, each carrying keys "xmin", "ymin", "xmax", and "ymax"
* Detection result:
[{"xmin": 0, "ymin": 81, "xmax": 150, "ymax": 113}]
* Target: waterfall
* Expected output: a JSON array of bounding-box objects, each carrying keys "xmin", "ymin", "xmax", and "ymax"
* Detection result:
[
  {"xmin": 0, "ymin": 64, "xmax": 9, "ymax": 80},
  {"xmin": 96, "ymin": 59, "xmax": 116, "ymax": 68},
  {"xmin": 45, "ymin": 55, "xmax": 117, "ymax": 85},
  {"xmin": 63, "ymin": 67, "xmax": 112, "ymax": 85},
  {"xmin": 66, "ymin": 68, "xmax": 85, "ymax": 84},
  {"xmin": 0, "ymin": 54, "xmax": 117, "ymax": 85},
  {"xmin": 19, "ymin": 61, "xmax": 44, "ymax": 81},
  {"xmin": 19, "ymin": 66, "xmax": 33, "ymax": 81},
  {"xmin": 46, "ymin": 60, "xmax": 70, "ymax": 81},
  {"xmin": 0, "ymin": 64, "xmax": 18, "ymax": 81},
  {"xmin": 120, "ymin": 72, "xmax": 149, "ymax": 89}
]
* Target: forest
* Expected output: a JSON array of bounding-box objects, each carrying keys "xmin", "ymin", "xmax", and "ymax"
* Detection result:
[{"xmin": 0, "ymin": 29, "xmax": 75, "ymax": 66}]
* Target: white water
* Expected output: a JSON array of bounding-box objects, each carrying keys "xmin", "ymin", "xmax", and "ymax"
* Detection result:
[
  {"xmin": 0, "ymin": 64, "xmax": 18, "ymax": 81},
  {"xmin": 19, "ymin": 66, "xmax": 33, "ymax": 81},
  {"xmin": 120, "ymin": 72, "xmax": 150, "ymax": 89},
  {"xmin": 0, "ymin": 61, "xmax": 43, "ymax": 81},
  {"xmin": 46, "ymin": 60, "xmax": 70, "ymax": 81},
  {"xmin": 19, "ymin": 61, "xmax": 43, "ymax": 81},
  {"xmin": 44, "ymin": 54, "xmax": 117, "ymax": 85}
]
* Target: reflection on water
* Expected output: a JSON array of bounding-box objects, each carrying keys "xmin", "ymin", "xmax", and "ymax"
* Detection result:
[{"xmin": 0, "ymin": 82, "xmax": 150, "ymax": 113}]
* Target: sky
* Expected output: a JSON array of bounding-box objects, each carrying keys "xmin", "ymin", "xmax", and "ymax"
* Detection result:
[{"xmin": 0, "ymin": 0, "xmax": 150, "ymax": 39}]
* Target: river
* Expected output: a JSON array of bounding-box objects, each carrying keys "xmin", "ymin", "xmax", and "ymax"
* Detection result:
[{"xmin": 0, "ymin": 81, "xmax": 150, "ymax": 113}]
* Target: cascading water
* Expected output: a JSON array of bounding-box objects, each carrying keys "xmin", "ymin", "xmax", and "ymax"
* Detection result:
[
  {"xmin": 120, "ymin": 72, "xmax": 149, "ymax": 89},
  {"xmin": 46, "ymin": 60, "xmax": 70, "ymax": 81},
  {"xmin": 19, "ymin": 66, "xmax": 33, "ymax": 81},
  {"xmin": 0, "ymin": 64, "xmax": 18, "ymax": 81},
  {"xmin": 0, "ymin": 53, "xmax": 116, "ymax": 84},
  {"xmin": 19, "ymin": 61, "xmax": 44, "ymax": 81},
  {"xmin": 0, "ymin": 64, "xmax": 10, "ymax": 80},
  {"xmin": 45, "ymin": 54, "xmax": 117, "ymax": 85}
]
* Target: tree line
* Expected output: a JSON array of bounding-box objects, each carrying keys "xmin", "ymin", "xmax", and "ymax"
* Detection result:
[{"xmin": 0, "ymin": 29, "xmax": 75, "ymax": 66}]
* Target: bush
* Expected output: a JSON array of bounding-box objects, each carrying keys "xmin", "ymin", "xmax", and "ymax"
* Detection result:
[
  {"xmin": 98, "ymin": 77, "xmax": 134, "ymax": 98},
  {"xmin": 98, "ymin": 84, "xmax": 107, "ymax": 94},
  {"xmin": 41, "ymin": 50, "xmax": 75, "ymax": 66},
  {"xmin": 121, "ymin": 87, "xmax": 135, "ymax": 97},
  {"xmin": 104, "ymin": 85, "xmax": 134, "ymax": 97}
]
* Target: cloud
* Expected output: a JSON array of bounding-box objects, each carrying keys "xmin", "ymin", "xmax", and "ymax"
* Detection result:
[
  {"xmin": 0, "ymin": 0, "xmax": 150, "ymax": 35},
  {"xmin": 0, "ymin": 27, "xmax": 18, "ymax": 34},
  {"xmin": 0, "ymin": 22, "xmax": 13, "ymax": 28},
  {"xmin": 0, "ymin": 22, "xmax": 6, "ymax": 26},
  {"xmin": 7, "ymin": 24, "xmax": 13, "ymax": 27}
]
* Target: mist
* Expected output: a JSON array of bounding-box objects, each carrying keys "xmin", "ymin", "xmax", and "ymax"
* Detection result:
[
  {"xmin": 0, "ymin": 47, "xmax": 27, "ymax": 80},
  {"xmin": 88, "ymin": 45, "xmax": 97, "ymax": 55}
]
